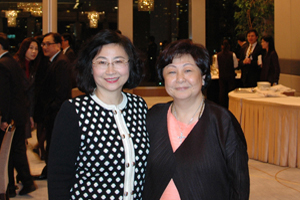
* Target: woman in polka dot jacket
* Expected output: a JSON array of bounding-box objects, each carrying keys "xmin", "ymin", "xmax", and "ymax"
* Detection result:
[{"xmin": 48, "ymin": 29, "xmax": 150, "ymax": 200}]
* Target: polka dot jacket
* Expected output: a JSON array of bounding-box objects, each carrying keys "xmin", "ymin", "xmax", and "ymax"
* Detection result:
[{"xmin": 47, "ymin": 92, "xmax": 150, "ymax": 200}]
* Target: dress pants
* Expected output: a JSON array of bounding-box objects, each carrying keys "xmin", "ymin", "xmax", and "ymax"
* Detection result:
[
  {"xmin": 8, "ymin": 125, "xmax": 34, "ymax": 188},
  {"xmin": 219, "ymin": 78, "xmax": 236, "ymax": 108}
]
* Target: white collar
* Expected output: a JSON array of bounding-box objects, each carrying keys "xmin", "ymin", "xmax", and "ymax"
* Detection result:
[
  {"xmin": 0, "ymin": 51, "xmax": 9, "ymax": 58},
  {"xmin": 63, "ymin": 46, "xmax": 70, "ymax": 54},
  {"xmin": 90, "ymin": 92, "xmax": 127, "ymax": 110},
  {"xmin": 50, "ymin": 50, "xmax": 61, "ymax": 62}
]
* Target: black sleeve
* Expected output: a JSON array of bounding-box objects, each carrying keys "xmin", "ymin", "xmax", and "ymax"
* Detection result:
[
  {"xmin": 0, "ymin": 65, "xmax": 11, "ymax": 123},
  {"xmin": 227, "ymin": 113, "xmax": 250, "ymax": 200},
  {"xmin": 271, "ymin": 52, "xmax": 280, "ymax": 84},
  {"xmin": 48, "ymin": 100, "xmax": 81, "ymax": 200},
  {"xmin": 50, "ymin": 60, "xmax": 72, "ymax": 113}
]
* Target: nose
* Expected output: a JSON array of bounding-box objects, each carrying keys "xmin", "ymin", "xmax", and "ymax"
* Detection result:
[
  {"xmin": 105, "ymin": 64, "xmax": 116, "ymax": 74},
  {"xmin": 176, "ymin": 71, "xmax": 185, "ymax": 83}
]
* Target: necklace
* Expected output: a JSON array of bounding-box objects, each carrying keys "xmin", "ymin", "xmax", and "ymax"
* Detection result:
[{"xmin": 173, "ymin": 98, "xmax": 205, "ymax": 143}]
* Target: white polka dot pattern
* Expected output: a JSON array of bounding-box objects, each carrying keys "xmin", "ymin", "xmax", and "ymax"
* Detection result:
[{"xmin": 69, "ymin": 93, "xmax": 149, "ymax": 199}]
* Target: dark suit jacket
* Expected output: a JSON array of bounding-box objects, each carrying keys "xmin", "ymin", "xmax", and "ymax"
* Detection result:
[
  {"xmin": 64, "ymin": 47, "xmax": 77, "ymax": 88},
  {"xmin": 64, "ymin": 47, "xmax": 76, "ymax": 63},
  {"xmin": 240, "ymin": 43, "xmax": 263, "ymax": 87},
  {"xmin": 260, "ymin": 50, "xmax": 280, "ymax": 85},
  {"xmin": 0, "ymin": 53, "xmax": 27, "ymax": 125},
  {"xmin": 40, "ymin": 51, "xmax": 72, "ymax": 127}
]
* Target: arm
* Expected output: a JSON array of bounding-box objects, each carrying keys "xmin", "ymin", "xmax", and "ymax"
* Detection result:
[
  {"xmin": 226, "ymin": 114, "xmax": 250, "ymax": 200},
  {"xmin": 271, "ymin": 52, "xmax": 280, "ymax": 85},
  {"xmin": 215, "ymin": 55, "xmax": 219, "ymax": 69},
  {"xmin": 50, "ymin": 59, "xmax": 72, "ymax": 112},
  {"xmin": 48, "ymin": 100, "xmax": 80, "ymax": 200},
  {"xmin": 0, "ymin": 66, "xmax": 11, "ymax": 126},
  {"xmin": 233, "ymin": 53, "xmax": 238, "ymax": 69}
]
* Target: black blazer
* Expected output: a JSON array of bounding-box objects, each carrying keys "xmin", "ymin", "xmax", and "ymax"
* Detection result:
[
  {"xmin": 0, "ymin": 53, "xmax": 27, "ymax": 125},
  {"xmin": 64, "ymin": 47, "xmax": 76, "ymax": 63},
  {"xmin": 40, "ymin": 51, "xmax": 72, "ymax": 124},
  {"xmin": 240, "ymin": 43, "xmax": 263, "ymax": 87},
  {"xmin": 64, "ymin": 47, "xmax": 77, "ymax": 88},
  {"xmin": 260, "ymin": 50, "xmax": 280, "ymax": 85}
]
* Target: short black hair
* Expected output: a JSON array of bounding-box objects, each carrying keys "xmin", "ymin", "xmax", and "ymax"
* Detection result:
[
  {"xmin": 237, "ymin": 33, "xmax": 246, "ymax": 42},
  {"xmin": 43, "ymin": 32, "xmax": 62, "ymax": 44},
  {"xmin": 62, "ymin": 33, "xmax": 73, "ymax": 44},
  {"xmin": 76, "ymin": 29, "xmax": 145, "ymax": 94},
  {"xmin": 0, "ymin": 32, "xmax": 10, "ymax": 50},
  {"xmin": 156, "ymin": 39, "xmax": 211, "ymax": 90},
  {"xmin": 247, "ymin": 29, "xmax": 259, "ymax": 37}
]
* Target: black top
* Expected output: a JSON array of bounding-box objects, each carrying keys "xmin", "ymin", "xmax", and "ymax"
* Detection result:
[
  {"xmin": 0, "ymin": 53, "xmax": 27, "ymax": 125},
  {"xmin": 260, "ymin": 50, "xmax": 280, "ymax": 85},
  {"xmin": 143, "ymin": 100, "xmax": 250, "ymax": 200}
]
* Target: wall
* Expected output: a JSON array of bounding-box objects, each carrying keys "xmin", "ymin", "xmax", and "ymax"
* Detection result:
[{"xmin": 275, "ymin": 0, "xmax": 300, "ymax": 95}]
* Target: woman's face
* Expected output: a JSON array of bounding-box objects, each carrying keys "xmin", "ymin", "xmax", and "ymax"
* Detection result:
[
  {"xmin": 92, "ymin": 43, "xmax": 130, "ymax": 95},
  {"xmin": 25, "ymin": 42, "xmax": 39, "ymax": 61},
  {"xmin": 163, "ymin": 54, "xmax": 204, "ymax": 101},
  {"xmin": 261, "ymin": 39, "xmax": 269, "ymax": 50}
]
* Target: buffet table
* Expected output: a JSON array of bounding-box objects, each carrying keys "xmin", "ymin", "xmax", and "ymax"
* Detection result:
[{"xmin": 228, "ymin": 90, "xmax": 300, "ymax": 168}]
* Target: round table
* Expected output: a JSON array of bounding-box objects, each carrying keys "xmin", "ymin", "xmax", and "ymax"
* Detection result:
[{"xmin": 228, "ymin": 91, "xmax": 300, "ymax": 168}]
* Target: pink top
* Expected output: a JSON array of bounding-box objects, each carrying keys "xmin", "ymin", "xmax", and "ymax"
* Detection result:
[{"xmin": 160, "ymin": 106, "xmax": 198, "ymax": 200}]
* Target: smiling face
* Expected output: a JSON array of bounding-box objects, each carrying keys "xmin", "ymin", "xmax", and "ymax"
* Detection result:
[
  {"xmin": 163, "ymin": 54, "xmax": 204, "ymax": 101},
  {"xmin": 25, "ymin": 41, "xmax": 38, "ymax": 61},
  {"xmin": 92, "ymin": 43, "xmax": 130, "ymax": 97},
  {"xmin": 261, "ymin": 39, "xmax": 269, "ymax": 50}
]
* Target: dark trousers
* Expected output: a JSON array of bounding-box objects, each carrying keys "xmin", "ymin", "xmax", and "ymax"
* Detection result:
[
  {"xmin": 40, "ymin": 114, "xmax": 56, "ymax": 176},
  {"xmin": 219, "ymin": 78, "xmax": 236, "ymax": 109},
  {"xmin": 8, "ymin": 125, "xmax": 34, "ymax": 188}
]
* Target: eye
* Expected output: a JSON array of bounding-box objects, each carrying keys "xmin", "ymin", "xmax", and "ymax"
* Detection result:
[
  {"xmin": 98, "ymin": 60, "xmax": 107, "ymax": 65},
  {"xmin": 114, "ymin": 60, "xmax": 123, "ymax": 64}
]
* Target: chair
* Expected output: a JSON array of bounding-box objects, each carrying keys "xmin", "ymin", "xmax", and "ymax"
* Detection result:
[{"xmin": 0, "ymin": 122, "xmax": 16, "ymax": 200}]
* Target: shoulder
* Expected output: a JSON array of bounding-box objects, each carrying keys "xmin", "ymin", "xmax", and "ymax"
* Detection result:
[
  {"xmin": 125, "ymin": 92, "xmax": 147, "ymax": 106},
  {"xmin": 205, "ymin": 100, "xmax": 235, "ymax": 122},
  {"xmin": 55, "ymin": 52, "xmax": 70, "ymax": 63},
  {"xmin": 269, "ymin": 51, "xmax": 278, "ymax": 57},
  {"xmin": 148, "ymin": 102, "xmax": 171, "ymax": 118}
]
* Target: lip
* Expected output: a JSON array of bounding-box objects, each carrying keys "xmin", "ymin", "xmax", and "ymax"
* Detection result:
[
  {"xmin": 105, "ymin": 77, "xmax": 119, "ymax": 83},
  {"xmin": 175, "ymin": 86, "xmax": 189, "ymax": 91}
]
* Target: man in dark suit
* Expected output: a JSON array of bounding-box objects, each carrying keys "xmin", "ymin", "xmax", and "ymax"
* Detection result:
[
  {"xmin": 240, "ymin": 29, "xmax": 263, "ymax": 87},
  {"xmin": 0, "ymin": 33, "xmax": 36, "ymax": 197},
  {"xmin": 61, "ymin": 33, "xmax": 77, "ymax": 87},
  {"xmin": 61, "ymin": 33, "xmax": 76, "ymax": 62},
  {"xmin": 33, "ymin": 32, "xmax": 72, "ymax": 180}
]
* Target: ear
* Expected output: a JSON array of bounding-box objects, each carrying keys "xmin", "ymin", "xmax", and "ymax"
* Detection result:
[{"xmin": 202, "ymin": 75, "xmax": 206, "ymax": 86}]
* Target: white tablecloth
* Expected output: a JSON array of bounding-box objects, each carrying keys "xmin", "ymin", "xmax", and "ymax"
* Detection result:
[{"xmin": 228, "ymin": 91, "xmax": 300, "ymax": 168}]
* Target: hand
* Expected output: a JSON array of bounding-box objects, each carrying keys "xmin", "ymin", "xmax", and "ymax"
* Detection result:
[
  {"xmin": 243, "ymin": 58, "xmax": 251, "ymax": 64},
  {"xmin": 0, "ymin": 122, "xmax": 9, "ymax": 131}
]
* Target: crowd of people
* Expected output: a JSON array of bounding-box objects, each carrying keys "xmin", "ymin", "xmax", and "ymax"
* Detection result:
[
  {"xmin": 215, "ymin": 29, "xmax": 280, "ymax": 108},
  {"xmin": 0, "ymin": 27, "xmax": 280, "ymax": 199}
]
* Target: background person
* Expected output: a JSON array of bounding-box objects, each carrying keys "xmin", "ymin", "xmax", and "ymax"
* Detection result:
[
  {"xmin": 215, "ymin": 39, "xmax": 238, "ymax": 108},
  {"xmin": 260, "ymin": 35, "xmax": 280, "ymax": 85},
  {"xmin": 48, "ymin": 29, "xmax": 150, "ymax": 200},
  {"xmin": 33, "ymin": 32, "xmax": 72, "ymax": 180},
  {"xmin": 240, "ymin": 29, "xmax": 263, "ymax": 87},
  {"xmin": 14, "ymin": 37, "xmax": 41, "ymax": 139},
  {"xmin": 143, "ymin": 39, "xmax": 249, "ymax": 200},
  {"xmin": 0, "ymin": 33, "xmax": 36, "ymax": 197}
]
